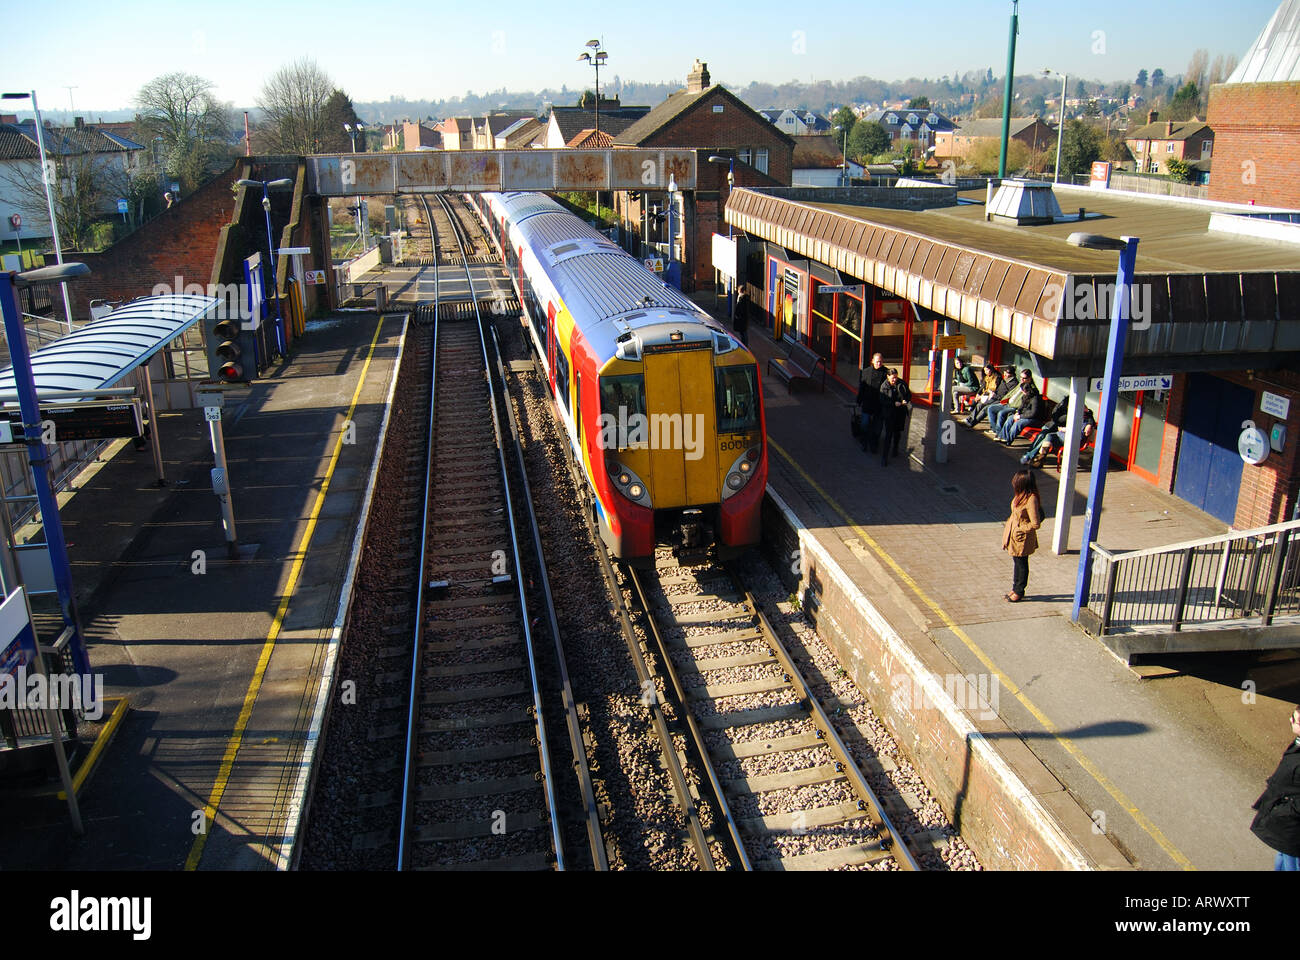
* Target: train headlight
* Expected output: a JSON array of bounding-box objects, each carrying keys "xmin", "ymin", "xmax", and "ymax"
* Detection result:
[
  {"xmin": 618, "ymin": 472, "xmax": 631, "ymax": 486},
  {"xmin": 607, "ymin": 461, "xmax": 652, "ymax": 507},
  {"xmin": 721, "ymin": 445, "xmax": 763, "ymax": 501},
  {"xmin": 628, "ymin": 483, "xmax": 644, "ymax": 499}
]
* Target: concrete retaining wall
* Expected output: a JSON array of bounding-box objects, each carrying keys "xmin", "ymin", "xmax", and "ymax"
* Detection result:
[{"xmin": 761, "ymin": 488, "xmax": 1127, "ymax": 870}]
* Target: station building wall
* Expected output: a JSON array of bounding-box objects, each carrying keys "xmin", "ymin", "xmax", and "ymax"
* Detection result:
[{"xmin": 1205, "ymin": 81, "xmax": 1300, "ymax": 210}]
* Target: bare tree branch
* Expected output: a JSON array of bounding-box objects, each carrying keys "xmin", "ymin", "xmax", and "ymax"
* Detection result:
[
  {"xmin": 133, "ymin": 72, "xmax": 233, "ymax": 195},
  {"xmin": 256, "ymin": 58, "xmax": 335, "ymax": 154}
]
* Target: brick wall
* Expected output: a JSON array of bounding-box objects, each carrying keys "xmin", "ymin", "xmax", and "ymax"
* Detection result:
[
  {"xmin": 1206, "ymin": 81, "xmax": 1300, "ymax": 209},
  {"xmin": 66, "ymin": 163, "xmax": 242, "ymax": 317}
]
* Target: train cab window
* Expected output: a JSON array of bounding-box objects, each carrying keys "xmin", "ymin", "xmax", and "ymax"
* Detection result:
[
  {"xmin": 555, "ymin": 347, "xmax": 571, "ymax": 414},
  {"xmin": 600, "ymin": 374, "xmax": 647, "ymax": 432},
  {"xmin": 715, "ymin": 365, "xmax": 759, "ymax": 434}
]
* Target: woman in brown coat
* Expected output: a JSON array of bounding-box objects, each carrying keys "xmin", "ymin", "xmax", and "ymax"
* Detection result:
[{"xmin": 1002, "ymin": 468, "xmax": 1043, "ymax": 602}]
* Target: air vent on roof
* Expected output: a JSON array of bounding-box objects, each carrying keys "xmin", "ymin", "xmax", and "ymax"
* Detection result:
[
  {"xmin": 552, "ymin": 242, "xmax": 580, "ymax": 256},
  {"xmin": 986, "ymin": 179, "xmax": 1065, "ymax": 226}
]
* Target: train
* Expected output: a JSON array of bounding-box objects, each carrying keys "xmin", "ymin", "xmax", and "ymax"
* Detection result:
[{"xmin": 470, "ymin": 191, "xmax": 767, "ymax": 565}]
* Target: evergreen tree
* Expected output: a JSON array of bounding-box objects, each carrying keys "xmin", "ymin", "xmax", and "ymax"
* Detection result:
[{"xmin": 1136, "ymin": 69, "xmax": 1148, "ymax": 89}]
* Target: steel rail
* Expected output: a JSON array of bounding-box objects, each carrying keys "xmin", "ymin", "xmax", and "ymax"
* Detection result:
[
  {"xmin": 436, "ymin": 193, "xmax": 567, "ymax": 869},
  {"xmin": 489, "ymin": 324, "xmax": 608, "ymax": 870}
]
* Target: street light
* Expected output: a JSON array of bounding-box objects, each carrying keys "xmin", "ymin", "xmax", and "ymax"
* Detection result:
[
  {"xmin": 1066, "ymin": 232, "xmax": 1140, "ymax": 624},
  {"xmin": 833, "ymin": 123, "xmax": 850, "ymax": 187},
  {"xmin": 577, "ymin": 40, "xmax": 609, "ymax": 139},
  {"xmin": 665, "ymin": 173, "xmax": 679, "ymax": 290},
  {"xmin": 1043, "ymin": 68, "xmax": 1068, "ymax": 183},
  {"xmin": 707, "ymin": 155, "xmax": 736, "ymax": 315},
  {"xmin": 344, "ymin": 121, "xmax": 366, "ymax": 153},
  {"xmin": 237, "ymin": 177, "xmax": 294, "ymax": 360},
  {"xmin": 2, "ymin": 91, "xmax": 74, "ymax": 332}
]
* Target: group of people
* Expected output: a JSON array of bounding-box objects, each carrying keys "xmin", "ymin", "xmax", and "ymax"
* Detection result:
[
  {"xmin": 854, "ymin": 353, "xmax": 912, "ymax": 466},
  {"xmin": 958, "ymin": 360, "xmax": 1095, "ymax": 468}
]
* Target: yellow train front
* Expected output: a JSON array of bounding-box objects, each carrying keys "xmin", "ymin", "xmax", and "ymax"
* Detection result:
[{"xmin": 474, "ymin": 191, "xmax": 767, "ymax": 565}]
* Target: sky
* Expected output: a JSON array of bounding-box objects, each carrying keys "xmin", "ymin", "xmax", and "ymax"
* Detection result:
[{"xmin": 2, "ymin": 0, "xmax": 1282, "ymax": 117}]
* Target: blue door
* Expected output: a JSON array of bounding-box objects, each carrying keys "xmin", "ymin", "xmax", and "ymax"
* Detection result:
[{"xmin": 1174, "ymin": 374, "xmax": 1252, "ymax": 525}]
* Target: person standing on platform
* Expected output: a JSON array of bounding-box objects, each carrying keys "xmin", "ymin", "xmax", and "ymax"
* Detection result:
[
  {"xmin": 857, "ymin": 352, "xmax": 887, "ymax": 454},
  {"xmin": 1001, "ymin": 467, "xmax": 1042, "ymax": 602},
  {"xmin": 1250, "ymin": 705, "xmax": 1300, "ymax": 870},
  {"xmin": 733, "ymin": 286, "xmax": 750, "ymax": 345},
  {"xmin": 878, "ymin": 368, "xmax": 910, "ymax": 466}
]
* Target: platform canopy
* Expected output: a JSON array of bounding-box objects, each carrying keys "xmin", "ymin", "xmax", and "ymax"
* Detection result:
[{"xmin": 0, "ymin": 295, "xmax": 218, "ymax": 398}]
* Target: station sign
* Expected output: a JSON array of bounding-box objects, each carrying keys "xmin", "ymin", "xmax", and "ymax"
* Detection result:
[
  {"xmin": 644, "ymin": 258, "xmax": 664, "ymax": 273},
  {"xmin": 305, "ymin": 269, "xmax": 327, "ymax": 285},
  {"xmin": 0, "ymin": 587, "xmax": 37, "ymax": 681},
  {"xmin": 935, "ymin": 334, "xmax": 967, "ymax": 351},
  {"xmin": 1089, "ymin": 374, "xmax": 1173, "ymax": 394},
  {"xmin": 0, "ymin": 399, "xmax": 144, "ymax": 444},
  {"xmin": 817, "ymin": 285, "xmax": 865, "ymax": 296},
  {"xmin": 1261, "ymin": 391, "xmax": 1290, "ymax": 421}
]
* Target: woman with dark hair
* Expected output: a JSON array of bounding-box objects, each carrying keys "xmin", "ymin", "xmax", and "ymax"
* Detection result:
[{"xmin": 1001, "ymin": 468, "xmax": 1043, "ymax": 602}]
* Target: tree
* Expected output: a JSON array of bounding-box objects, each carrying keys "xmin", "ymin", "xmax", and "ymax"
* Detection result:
[
  {"xmin": 847, "ymin": 121, "xmax": 889, "ymax": 161},
  {"xmin": 1, "ymin": 146, "xmax": 126, "ymax": 251},
  {"xmin": 973, "ymin": 96, "xmax": 1004, "ymax": 118},
  {"xmin": 831, "ymin": 106, "xmax": 857, "ymax": 132},
  {"xmin": 133, "ymin": 72, "xmax": 233, "ymax": 196},
  {"xmin": 1059, "ymin": 119, "xmax": 1103, "ymax": 176},
  {"xmin": 1104, "ymin": 136, "xmax": 1133, "ymax": 164},
  {"xmin": 1136, "ymin": 69, "xmax": 1148, "ymax": 90},
  {"xmin": 965, "ymin": 137, "xmax": 1032, "ymax": 176},
  {"xmin": 1166, "ymin": 82, "xmax": 1201, "ymax": 122},
  {"xmin": 320, "ymin": 89, "xmax": 363, "ymax": 153},
  {"xmin": 907, "ymin": 96, "xmax": 930, "ymax": 109},
  {"xmin": 1151, "ymin": 68, "xmax": 1165, "ymax": 89},
  {"xmin": 1164, "ymin": 157, "xmax": 1194, "ymax": 183},
  {"xmin": 1075, "ymin": 80, "xmax": 1087, "ymax": 99},
  {"xmin": 256, "ymin": 58, "xmax": 335, "ymax": 154},
  {"xmin": 1186, "ymin": 49, "xmax": 1209, "ymax": 94}
]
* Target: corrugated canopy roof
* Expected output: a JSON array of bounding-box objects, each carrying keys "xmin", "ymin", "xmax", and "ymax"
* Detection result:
[
  {"xmin": 0, "ymin": 294, "xmax": 217, "ymax": 398},
  {"xmin": 1227, "ymin": 0, "xmax": 1300, "ymax": 83}
]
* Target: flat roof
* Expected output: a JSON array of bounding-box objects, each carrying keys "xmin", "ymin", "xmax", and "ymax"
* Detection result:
[{"xmin": 807, "ymin": 187, "xmax": 1300, "ymax": 275}]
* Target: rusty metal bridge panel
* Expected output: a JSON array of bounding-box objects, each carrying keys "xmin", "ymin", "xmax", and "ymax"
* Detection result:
[{"xmin": 308, "ymin": 149, "xmax": 696, "ymax": 196}]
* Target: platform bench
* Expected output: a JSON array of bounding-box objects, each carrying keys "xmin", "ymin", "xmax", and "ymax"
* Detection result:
[{"xmin": 766, "ymin": 334, "xmax": 827, "ymax": 393}]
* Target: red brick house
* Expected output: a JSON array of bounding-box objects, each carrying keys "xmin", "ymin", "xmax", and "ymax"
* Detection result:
[
  {"xmin": 1124, "ymin": 112, "xmax": 1215, "ymax": 175},
  {"xmin": 612, "ymin": 60, "xmax": 794, "ymax": 291}
]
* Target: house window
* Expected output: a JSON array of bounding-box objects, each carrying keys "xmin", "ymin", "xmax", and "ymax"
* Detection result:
[
  {"xmin": 927, "ymin": 113, "xmax": 938, "ymax": 124},
  {"xmin": 1166, "ymin": 142, "xmax": 1174, "ymax": 153},
  {"xmin": 739, "ymin": 147, "xmax": 752, "ymax": 166},
  {"xmin": 907, "ymin": 114, "xmax": 919, "ymax": 125},
  {"xmin": 1201, "ymin": 140, "xmax": 1212, "ymax": 159},
  {"xmin": 886, "ymin": 114, "xmax": 897, "ymax": 124},
  {"xmin": 755, "ymin": 148, "xmax": 769, "ymax": 174}
]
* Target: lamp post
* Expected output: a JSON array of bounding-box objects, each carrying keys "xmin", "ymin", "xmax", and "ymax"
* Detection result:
[
  {"xmin": 344, "ymin": 121, "xmax": 366, "ymax": 153},
  {"xmin": 1043, "ymin": 69, "xmax": 1068, "ymax": 183},
  {"xmin": 665, "ymin": 173, "xmax": 680, "ymax": 290},
  {"xmin": 1068, "ymin": 232, "xmax": 1140, "ymax": 624},
  {"xmin": 2, "ymin": 91, "xmax": 74, "ymax": 332},
  {"xmin": 237, "ymin": 178, "xmax": 294, "ymax": 359},
  {"xmin": 834, "ymin": 124, "xmax": 850, "ymax": 187},
  {"xmin": 997, "ymin": 0, "xmax": 1020, "ymax": 179},
  {"xmin": 577, "ymin": 40, "xmax": 609, "ymax": 139}
]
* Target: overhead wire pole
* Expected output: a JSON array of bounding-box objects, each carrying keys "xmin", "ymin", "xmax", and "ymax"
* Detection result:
[{"xmin": 997, "ymin": 0, "xmax": 1020, "ymax": 180}]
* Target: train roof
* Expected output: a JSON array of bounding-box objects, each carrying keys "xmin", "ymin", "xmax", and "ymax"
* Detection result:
[{"xmin": 494, "ymin": 194, "xmax": 731, "ymax": 361}]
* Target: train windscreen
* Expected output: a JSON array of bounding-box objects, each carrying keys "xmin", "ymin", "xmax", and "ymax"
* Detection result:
[
  {"xmin": 715, "ymin": 365, "xmax": 759, "ymax": 434},
  {"xmin": 599, "ymin": 374, "xmax": 647, "ymax": 449}
]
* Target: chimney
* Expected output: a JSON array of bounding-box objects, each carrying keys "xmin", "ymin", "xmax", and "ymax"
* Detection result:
[
  {"xmin": 686, "ymin": 60, "xmax": 711, "ymax": 94},
  {"xmin": 1147, "ymin": 110, "xmax": 1158, "ymax": 125},
  {"xmin": 1165, "ymin": 121, "xmax": 1174, "ymax": 136},
  {"xmin": 74, "ymin": 116, "xmax": 84, "ymax": 129}
]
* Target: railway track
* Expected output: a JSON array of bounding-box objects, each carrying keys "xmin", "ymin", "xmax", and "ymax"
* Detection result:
[
  {"xmin": 394, "ymin": 195, "xmax": 604, "ymax": 871},
  {"xmin": 624, "ymin": 554, "xmax": 921, "ymax": 871}
]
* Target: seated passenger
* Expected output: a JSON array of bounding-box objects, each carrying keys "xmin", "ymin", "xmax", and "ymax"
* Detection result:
[
  {"xmin": 964, "ymin": 367, "xmax": 1015, "ymax": 427},
  {"xmin": 996, "ymin": 375, "xmax": 1047, "ymax": 443},
  {"xmin": 952, "ymin": 357, "xmax": 982, "ymax": 411},
  {"xmin": 1021, "ymin": 402, "xmax": 1097, "ymax": 466}
]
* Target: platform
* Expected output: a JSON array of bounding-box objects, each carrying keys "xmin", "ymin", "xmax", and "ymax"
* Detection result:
[
  {"xmin": 691, "ymin": 289, "xmax": 1300, "ymax": 871},
  {"xmin": 0, "ymin": 311, "xmax": 404, "ymax": 870}
]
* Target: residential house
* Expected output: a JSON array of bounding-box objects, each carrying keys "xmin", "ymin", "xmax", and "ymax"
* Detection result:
[
  {"xmin": 538, "ymin": 102, "xmax": 649, "ymax": 149},
  {"xmin": 472, "ymin": 111, "xmax": 535, "ymax": 150},
  {"xmin": 0, "ymin": 116, "xmax": 143, "ymax": 243},
  {"xmin": 760, "ymin": 108, "xmax": 833, "ymax": 136},
  {"xmin": 611, "ymin": 59, "xmax": 795, "ymax": 291},
  {"xmin": 493, "ymin": 116, "xmax": 544, "ymax": 149},
  {"xmin": 860, "ymin": 107, "xmax": 958, "ymax": 151},
  {"xmin": 792, "ymin": 135, "xmax": 865, "ymax": 186},
  {"xmin": 436, "ymin": 117, "xmax": 475, "ymax": 150},
  {"xmin": 396, "ymin": 120, "xmax": 442, "ymax": 151},
  {"xmin": 934, "ymin": 116, "xmax": 1057, "ymax": 160},
  {"xmin": 1124, "ymin": 112, "xmax": 1214, "ymax": 175}
]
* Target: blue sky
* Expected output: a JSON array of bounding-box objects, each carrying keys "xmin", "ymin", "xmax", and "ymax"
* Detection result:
[{"xmin": 2, "ymin": 0, "xmax": 1281, "ymax": 114}]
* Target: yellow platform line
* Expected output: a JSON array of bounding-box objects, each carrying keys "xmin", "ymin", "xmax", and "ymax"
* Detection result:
[
  {"xmin": 57, "ymin": 696, "xmax": 129, "ymax": 800},
  {"xmin": 768, "ymin": 437, "xmax": 1195, "ymax": 870},
  {"xmin": 184, "ymin": 315, "xmax": 387, "ymax": 871}
]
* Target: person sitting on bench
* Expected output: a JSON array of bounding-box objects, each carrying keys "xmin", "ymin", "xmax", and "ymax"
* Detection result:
[
  {"xmin": 964, "ymin": 367, "xmax": 1015, "ymax": 427},
  {"xmin": 995, "ymin": 375, "xmax": 1047, "ymax": 443},
  {"xmin": 1021, "ymin": 402, "xmax": 1096, "ymax": 466},
  {"xmin": 952, "ymin": 357, "xmax": 982, "ymax": 411}
]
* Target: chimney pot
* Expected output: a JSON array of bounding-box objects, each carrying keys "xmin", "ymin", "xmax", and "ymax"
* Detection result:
[
  {"xmin": 74, "ymin": 116, "xmax": 84, "ymax": 129},
  {"xmin": 1147, "ymin": 110, "xmax": 1158, "ymax": 125},
  {"xmin": 1165, "ymin": 121, "xmax": 1174, "ymax": 136}
]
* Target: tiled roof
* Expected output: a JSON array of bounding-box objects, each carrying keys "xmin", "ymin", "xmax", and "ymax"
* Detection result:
[
  {"xmin": 949, "ymin": 117, "xmax": 1049, "ymax": 139},
  {"xmin": 1125, "ymin": 120, "xmax": 1213, "ymax": 142},
  {"xmin": 614, "ymin": 85, "xmax": 797, "ymax": 147},
  {"xmin": 550, "ymin": 106, "xmax": 646, "ymax": 144},
  {"xmin": 793, "ymin": 135, "xmax": 848, "ymax": 169},
  {"xmin": 567, "ymin": 128, "xmax": 615, "ymax": 148}
]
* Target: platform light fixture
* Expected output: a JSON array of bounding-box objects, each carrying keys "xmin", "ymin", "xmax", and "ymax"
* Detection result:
[
  {"xmin": 577, "ymin": 40, "xmax": 609, "ymax": 140},
  {"xmin": 344, "ymin": 121, "xmax": 366, "ymax": 153},
  {"xmin": 2, "ymin": 91, "xmax": 74, "ymax": 332},
  {"xmin": 1067, "ymin": 231, "xmax": 1141, "ymax": 624}
]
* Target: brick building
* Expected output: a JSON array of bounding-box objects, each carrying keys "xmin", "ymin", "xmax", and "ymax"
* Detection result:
[
  {"xmin": 934, "ymin": 116, "xmax": 1057, "ymax": 161},
  {"xmin": 1206, "ymin": 0, "xmax": 1300, "ymax": 208},
  {"xmin": 861, "ymin": 106, "xmax": 957, "ymax": 151},
  {"xmin": 612, "ymin": 60, "xmax": 794, "ymax": 291},
  {"xmin": 1124, "ymin": 113, "xmax": 1214, "ymax": 175}
]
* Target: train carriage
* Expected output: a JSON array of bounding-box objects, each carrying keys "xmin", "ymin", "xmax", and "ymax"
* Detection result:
[{"xmin": 472, "ymin": 191, "xmax": 767, "ymax": 564}]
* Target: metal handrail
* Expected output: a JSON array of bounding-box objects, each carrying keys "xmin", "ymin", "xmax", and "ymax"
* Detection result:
[{"xmin": 1086, "ymin": 517, "xmax": 1300, "ymax": 635}]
